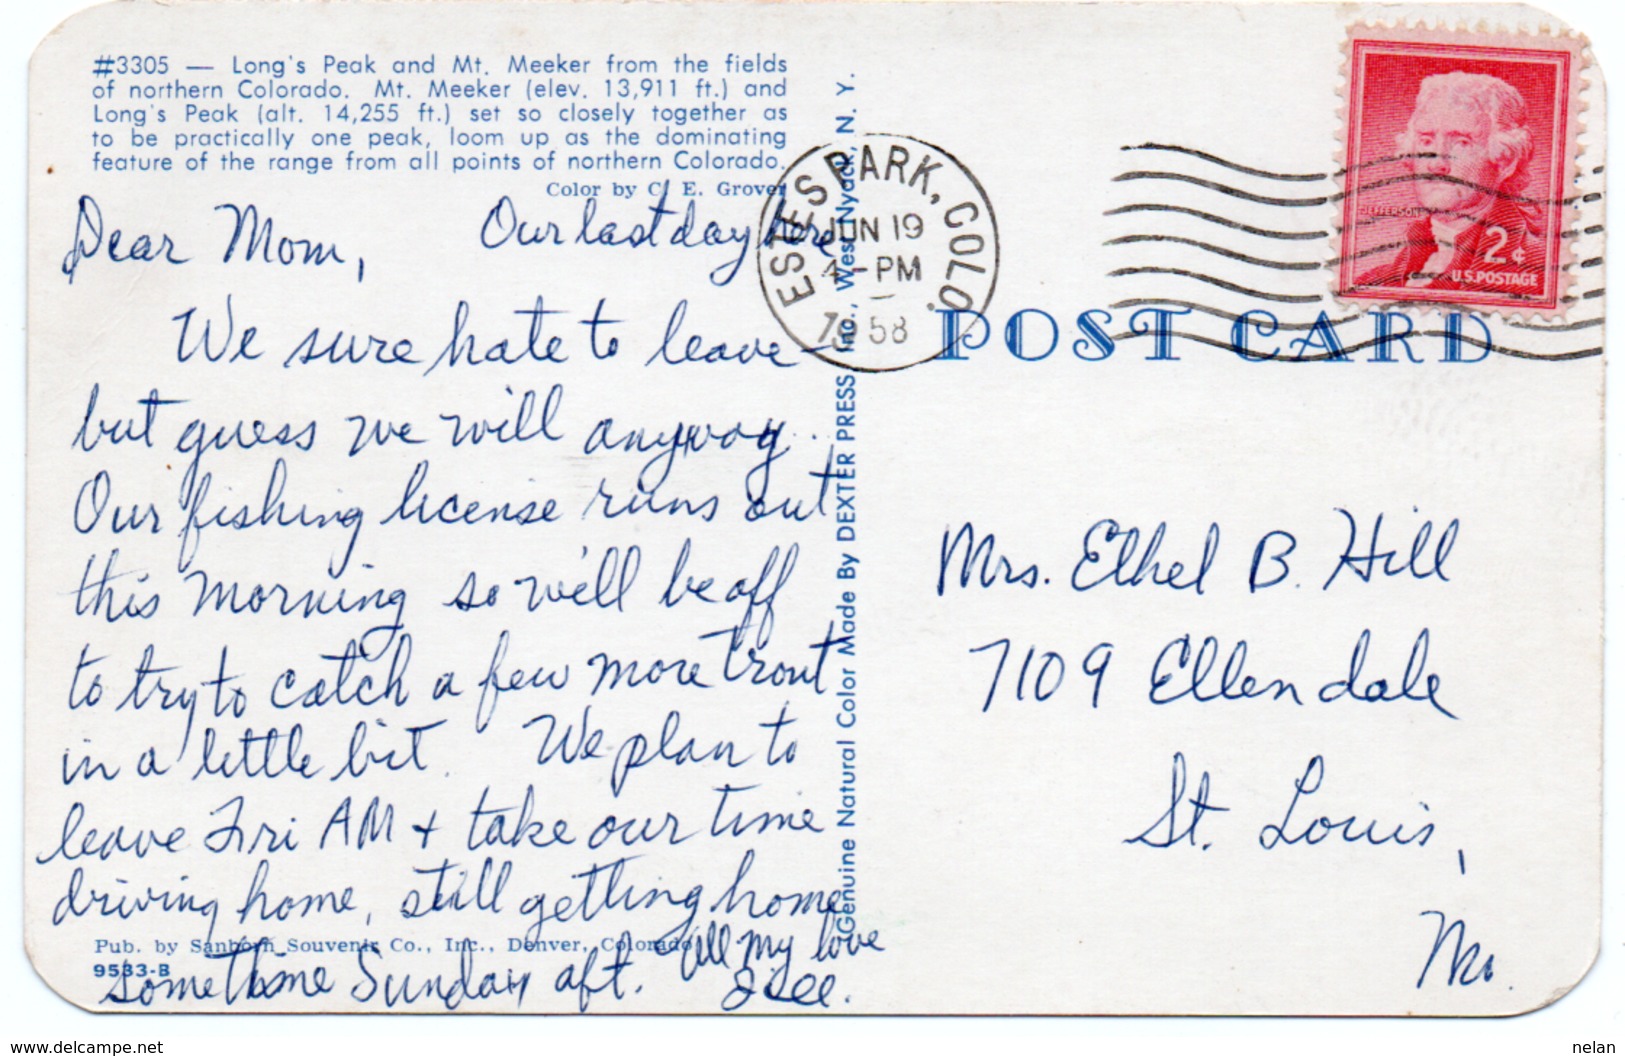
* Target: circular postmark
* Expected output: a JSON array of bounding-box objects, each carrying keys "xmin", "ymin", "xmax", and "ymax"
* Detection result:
[{"xmin": 756, "ymin": 133, "xmax": 999, "ymax": 371}]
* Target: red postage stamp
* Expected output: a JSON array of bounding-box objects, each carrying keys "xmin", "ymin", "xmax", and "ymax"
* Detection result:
[{"xmin": 1338, "ymin": 26, "xmax": 1589, "ymax": 314}]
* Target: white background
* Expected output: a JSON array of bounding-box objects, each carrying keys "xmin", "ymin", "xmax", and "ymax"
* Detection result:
[{"xmin": 3, "ymin": 0, "xmax": 1619, "ymax": 1052}]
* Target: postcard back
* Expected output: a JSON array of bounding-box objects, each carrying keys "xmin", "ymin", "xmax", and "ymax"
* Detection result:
[{"xmin": 25, "ymin": 0, "xmax": 1605, "ymax": 1015}]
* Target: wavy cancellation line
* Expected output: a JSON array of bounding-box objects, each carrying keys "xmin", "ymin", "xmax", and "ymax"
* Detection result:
[
  {"xmin": 1120, "ymin": 143, "xmax": 1329, "ymax": 183},
  {"xmin": 1110, "ymin": 141, "xmax": 1607, "ymax": 215},
  {"xmin": 1102, "ymin": 203, "xmax": 1327, "ymax": 241},
  {"xmin": 1104, "ymin": 326, "xmax": 1601, "ymax": 362},
  {"xmin": 1102, "ymin": 226, "xmax": 1605, "ymax": 314},
  {"xmin": 1104, "ymin": 234, "xmax": 1322, "ymax": 272},
  {"xmin": 1106, "ymin": 266, "xmax": 1322, "ymax": 303},
  {"xmin": 1109, "ymin": 299, "xmax": 1358, "ymax": 330},
  {"xmin": 1102, "ymin": 230, "xmax": 1569, "ymax": 278},
  {"xmin": 1118, "ymin": 167, "xmax": 1601, "ymax": 210},
  {"xmin": 1326, "ymin": 238, "xmax": 1604, "ymax": 271},
  {"xmin": 1505, "ymin": 315, "xmax": 1604, "ymax": 333},
  {"xmin": 1104, "ymin": 283, "xmax": 1604, "ymax": 342},
  {"xmin": 1122, "ymin": 142, "xmax": 1609, "ymax": 204},
  {"xmin": 1112, "ymin": 170, "xmax": 1333, "ymax": 208},
  {"xmin": 1108, "ymin": 297, "xmax": 1604, "ymax": 337}
]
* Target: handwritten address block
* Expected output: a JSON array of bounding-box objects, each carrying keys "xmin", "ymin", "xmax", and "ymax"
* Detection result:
[{"xmin": 26, "ymin": 0, "xmax": 1603, "ymax": 1014}]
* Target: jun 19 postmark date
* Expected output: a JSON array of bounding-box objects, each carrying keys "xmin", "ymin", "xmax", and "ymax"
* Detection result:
[
  {"xmin": 757, "ymin": 133, "xmax": 998, "ymax": 371},
  {"xmin": 1337, "ymin": 25, "xmax": 1588, "ymax": 315}
]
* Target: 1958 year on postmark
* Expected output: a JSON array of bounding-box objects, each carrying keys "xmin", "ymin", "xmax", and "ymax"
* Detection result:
[
  {"xmin": 1337, "ymin": 25, "xmax": 1588, "ymax": 315},
  {"xmin": 757, "ymin": 132, "xmax": 999, "ymax": 370}
]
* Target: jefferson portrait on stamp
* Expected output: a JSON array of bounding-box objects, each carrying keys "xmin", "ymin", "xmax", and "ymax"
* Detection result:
[
  {"xmin": 1338, "ymin": 29, "xmax": 1581, "ymax": 312},
  {"xmin": 1355, "ymin": 72, "xmax": 1543, "ymax": 292}
]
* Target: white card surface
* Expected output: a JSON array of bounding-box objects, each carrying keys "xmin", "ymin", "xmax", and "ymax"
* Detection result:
[{"xmin": 24, "ymin": 0, "xmax": 1606, "ymax": 1016}]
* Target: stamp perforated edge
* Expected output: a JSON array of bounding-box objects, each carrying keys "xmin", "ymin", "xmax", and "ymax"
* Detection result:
[{"xmin": 1331, "ymin": 17, "xmax": 1598, "ymax": 323}]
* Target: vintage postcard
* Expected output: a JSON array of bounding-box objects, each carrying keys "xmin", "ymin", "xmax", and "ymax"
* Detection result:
[{"xmin": 24, "ymin": 0, "xmax": 1604, "ymax": 1015}]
